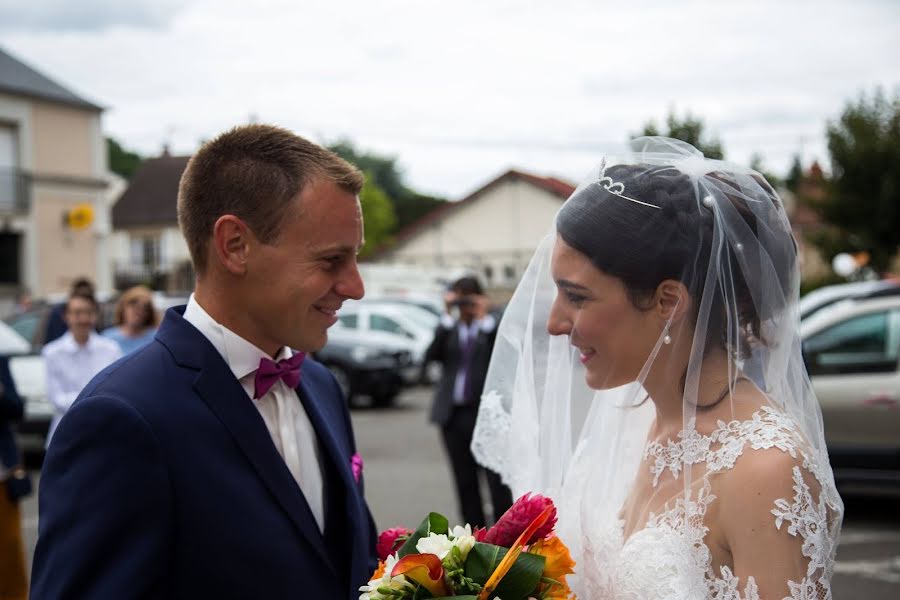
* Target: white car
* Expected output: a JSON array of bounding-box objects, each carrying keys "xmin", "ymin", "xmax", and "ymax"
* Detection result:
[
  {"xmin": 334, "ymin": 300, "xmax": 440, "ymax": 383},
  {"xmin": 0, "ymin": 320, "xmax": 49, "ymax": 453},
  {"xmin": 801, "ymin": 295, "xmax": 900, "ymax": 493}
]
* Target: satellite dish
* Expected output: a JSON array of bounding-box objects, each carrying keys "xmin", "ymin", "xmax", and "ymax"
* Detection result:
[{"xmin": 832, "ymin": 253, "xmax": 857, "ymax": 277}]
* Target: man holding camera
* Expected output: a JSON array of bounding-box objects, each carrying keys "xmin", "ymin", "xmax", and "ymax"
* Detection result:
[{"xmin": 424, "ymin": 276, "xmax": 513, "ymax": 528}]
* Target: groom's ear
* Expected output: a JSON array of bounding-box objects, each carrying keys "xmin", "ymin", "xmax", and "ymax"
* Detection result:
[
  {"xmin": 655, "ymin": 280, "xmax": 690, "ymax": 323},
  {"xmin": 212, "ymin": 214, "xmax": 253, "ymax": 276}
]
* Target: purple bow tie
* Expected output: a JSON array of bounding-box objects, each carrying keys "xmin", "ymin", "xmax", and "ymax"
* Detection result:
[{"xmin": 253, "ymin": 352, "xmax": 306, "ymax": 399}]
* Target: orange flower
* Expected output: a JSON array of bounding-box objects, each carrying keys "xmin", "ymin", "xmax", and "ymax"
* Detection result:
[
  {"xmin": 370, "ymin": 560, "xmax": 386, "ymax": 581},
  {"xmin": 391, "ymin": 553, "xmax": 451, "ymax": 597},
  {"xmin": 530, "ymin": 535, "xmax": 576, "ymax": 599}
]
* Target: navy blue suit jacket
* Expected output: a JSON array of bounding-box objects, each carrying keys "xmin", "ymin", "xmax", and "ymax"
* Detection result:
[
  {"xmin": 31, "ymin": 307, "xmax": 378, "ymax": 599},
  {"xmin": 0, "ymin": 356, "xmax": 25, "ymax": 471}
]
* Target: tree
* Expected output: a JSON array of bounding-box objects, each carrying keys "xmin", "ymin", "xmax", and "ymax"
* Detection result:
[
  {"xmin": 358, "ymin": 174, "xmax": 397, "ymax": 259},
  {"xmin": 393, "ymin": 192, "xmax": 444, "ymax": 232},
  {"xmin": 749, "ymin": 153, "xmax": 783, "ymax": 189},
  {"xmin": 327, "ymin": 139, "xmax": 446, "ymax": 233},
  {"xmin": 815, "ymin": 88, "xmax": 900, "ymax": 272},
  {"xmin": 785, "ymin": 154, "xmax": 803, "ymax": 193},
  {"xmin": 328, "ymin": 139, "xmax": 409, "ymax": 202},
  {"xmin": 638, "ymin": 111, "xmax": 725, "ymax": 159},
  {"xmin": 107, "ymin": 137, "xmax": 143, "ymax": 179}
]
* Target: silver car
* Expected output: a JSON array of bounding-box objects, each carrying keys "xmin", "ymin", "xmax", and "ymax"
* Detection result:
[{"xmin": 801, "ymin": 295, "xmax": 900, "ymax": 493}]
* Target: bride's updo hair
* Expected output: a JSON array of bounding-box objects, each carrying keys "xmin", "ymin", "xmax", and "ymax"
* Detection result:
[{"xmin": 556, "ymin": 163, "xmax": 796, "ymax": 355}]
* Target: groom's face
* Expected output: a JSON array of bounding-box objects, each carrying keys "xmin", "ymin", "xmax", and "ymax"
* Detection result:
[
  {"xmin": 242, "ymin": 178, "xmax": 366, "ymax": 354},
  {"xmin": 547, "ymin": 236, "xmax": 659, "ymax": 390}
]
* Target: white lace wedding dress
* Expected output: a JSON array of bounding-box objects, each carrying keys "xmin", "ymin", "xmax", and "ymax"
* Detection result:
[{"xmin": 564, "ymin": 407, "xmax": 840, "ymax": 600}]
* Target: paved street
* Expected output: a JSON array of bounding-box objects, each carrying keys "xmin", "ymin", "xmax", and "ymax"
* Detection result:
[{"xmin": 19, "ymin": 385, "xmax": 900, "ymax": 596}]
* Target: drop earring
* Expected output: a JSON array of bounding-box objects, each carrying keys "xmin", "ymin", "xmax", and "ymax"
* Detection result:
[{"xmin": 663, "ymin": 333, "xmax": 672, "ymax": 345}]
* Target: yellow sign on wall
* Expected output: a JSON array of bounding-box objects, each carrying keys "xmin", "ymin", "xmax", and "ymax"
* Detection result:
[{"xmin": 66, "ymin": 204, "xmax": 95, "ymax": 230}]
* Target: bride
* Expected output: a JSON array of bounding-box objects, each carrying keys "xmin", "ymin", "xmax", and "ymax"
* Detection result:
[{"xmin": 472, "ymin": 137, "xmax": 843, "ymax": 599}]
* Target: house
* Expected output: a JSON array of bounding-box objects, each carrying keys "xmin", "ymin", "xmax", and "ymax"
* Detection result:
[
  {"xmin": 372, "ymin": 169, "xmax": 576, "ymax": 292},
  {"xmin": 109, "ymin": 150, "xmax": 193, "ymax": 293},
  {"xmin": 0, "ymin": 46, "xmax": 112, "ymax": 310}
]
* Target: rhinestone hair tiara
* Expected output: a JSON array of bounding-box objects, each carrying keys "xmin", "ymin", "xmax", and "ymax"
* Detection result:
[{"xmin": 595, "ymin": 158, "xmax": 661, "ymax": 210}]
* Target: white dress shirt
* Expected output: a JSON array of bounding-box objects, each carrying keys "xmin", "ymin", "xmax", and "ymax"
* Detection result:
[
  {"xmin": 183, "ymin": 295, "xmax": 325, "ymax": 531},
  {"xmin": 42, "ymin": 331, "xmax": 122, "ymax": 446}
]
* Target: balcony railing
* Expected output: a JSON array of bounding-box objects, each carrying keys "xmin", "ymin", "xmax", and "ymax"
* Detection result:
[
  {"xmin": 114, "ymin": 260, "xmax": 195, "ymax": 294},
  {"xmin": 0, "ymin": 168, "xmax": 31, "ymax": 215}
]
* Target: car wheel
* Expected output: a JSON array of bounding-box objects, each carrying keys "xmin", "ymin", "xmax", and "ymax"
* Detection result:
[
  {"xmin": 327, "ymin": 364, "xmax": 353, "ymax": 402},
  {"xmin": 371, "ymin": 390, "xmax": 397, "ymax": 408}
]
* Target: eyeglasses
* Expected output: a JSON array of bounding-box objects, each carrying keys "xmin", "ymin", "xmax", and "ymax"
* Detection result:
[{"xmin": 126, "ymin": 299, "xmax": 152, "ymax": 311}]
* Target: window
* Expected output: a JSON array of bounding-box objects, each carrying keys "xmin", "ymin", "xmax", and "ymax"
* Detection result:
[
  {"xmin": 338, "ymin": 314, "xmax": 358, "ymax": 329},
  {"xmin": 484, "ymin": 265, "xmax": 494, "ymax": 284},
  {"xmin": 804, "ymin": 310, "xmax": 900, "ymax": 375},
  {"xmin": 504, "ymin": 265, "xmax": 516, "ymax": 281},
  {"xmin": 0, "ymin": 124, "xmax": 19, "ymax": 212},
  {"xmin": 130, "ymin": 236, "xmax": 161, "ymax": 269},
  {"xmin": 371, "ymin": 314, "xmax": 413, "ymax": 339}
]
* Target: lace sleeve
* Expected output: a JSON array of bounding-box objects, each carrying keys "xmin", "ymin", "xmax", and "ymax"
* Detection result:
[{"xmin": 719, "ymin": 446, "xmax": 839, "ymax": 600}]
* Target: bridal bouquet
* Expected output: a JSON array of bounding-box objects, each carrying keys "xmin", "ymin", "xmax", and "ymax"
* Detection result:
[{"xmin": 360, "ymin": 493, "xmax": 576, "ymax": 600}]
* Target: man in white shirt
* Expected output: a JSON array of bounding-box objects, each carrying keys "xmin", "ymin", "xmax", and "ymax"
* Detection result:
[
  {"xmin": 42, "ymin": 292, "xmax": 121, "ymax": 446},
  {"xmin": 32, "ymin": 125, "xmax": 378, "ymax": 599}
]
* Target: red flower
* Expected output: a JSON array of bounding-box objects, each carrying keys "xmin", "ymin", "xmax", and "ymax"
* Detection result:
[
  {"xmin": 376, "ymin": 527, "xmax": 412, "ymax": 561},
  {"xmin": 482, "ymin": 493, "xmax": 557, "ymax": 547},
  {"xmin": 473, "ymin": 526, "xmax": 487, "ymax": 542}
]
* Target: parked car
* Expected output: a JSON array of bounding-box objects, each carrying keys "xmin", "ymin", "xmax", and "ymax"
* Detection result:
[
  {"xmin": 362, "ymin": 294, "xmax": 444, "ymax": 317},
  {"xmin": 801, "ymin": 295, "xmax": 900, "ymax": 494},
  {"xmin": 313, "ymin": 328, "xmax": 412, "ymax": 407},
  {"xmin": 334, "ymin": 300, "xmax": 440, "ymax": 383},
  {"xmin": 799, "ymin": 279, "xmax": 900, "ymax": 321}
]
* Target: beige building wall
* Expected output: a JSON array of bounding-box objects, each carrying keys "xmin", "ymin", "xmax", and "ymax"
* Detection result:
[
  {"xmin": 31, "ymin": 101, "xmax": 107, "ymax": 296},
  {"xmin": 32, "ymin": 184, "xmax": 100, "ymax": 294},
  {"xmin": 31, "ymin": 100, "xmax": 98, "ymax": 178},
  {"xmin": 383, "ymin": 178, "xmax": 563, "ymax": 287}
]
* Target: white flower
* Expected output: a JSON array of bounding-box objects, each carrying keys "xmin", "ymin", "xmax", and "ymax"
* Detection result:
[
  {"xmin": 416, "ymin": 533, "xmax": 455, "ymax": 559},
  {"xmin": 450, "ymin": 525, "xmax": 476, "ymax": 560},
  {"xmin": 451, "ymin": 524, "xmax": 472, "ymax": 538},
  {"xmin": 359, "ymin": 554, "xmax": 409, "ymax": 600}
]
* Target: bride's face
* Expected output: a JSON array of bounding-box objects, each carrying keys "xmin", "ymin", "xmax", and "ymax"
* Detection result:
[{"xmin": 548, "ymin": 236, "xmax": 659, "ymax": 390}]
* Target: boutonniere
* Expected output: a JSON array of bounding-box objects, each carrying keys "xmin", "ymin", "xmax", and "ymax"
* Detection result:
[{"xmin": 351, "ymin": 452, "xmax": 363, "ymax": 483}]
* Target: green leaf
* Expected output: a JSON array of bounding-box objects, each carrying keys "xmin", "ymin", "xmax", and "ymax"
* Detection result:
[
  {"xmin": 397, "ymin": 513, "xmax": 449, "ymax": 558},
  {"xmin": 464, "ymin": 543, "xmax": 546, "ymax": 599}
]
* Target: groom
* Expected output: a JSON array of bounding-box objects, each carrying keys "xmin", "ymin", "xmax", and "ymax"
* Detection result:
[{"xmin": 31, "ymin": 125, "xmax": 378, "ymax": 598}]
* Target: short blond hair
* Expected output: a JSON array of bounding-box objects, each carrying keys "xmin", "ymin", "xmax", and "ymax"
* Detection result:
[{"xmin": 177, "ymin": 124, "xmax": 364, "ymax": 275}]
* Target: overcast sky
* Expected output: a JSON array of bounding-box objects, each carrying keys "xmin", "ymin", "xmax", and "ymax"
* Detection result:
[{"xmin": 2, "ymin": 0, "xmax": 898, "ymax": 198}]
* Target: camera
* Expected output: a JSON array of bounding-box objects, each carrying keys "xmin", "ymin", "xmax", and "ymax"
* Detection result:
[{"xmin": 449, "ymin": 297, "xmax": 475, "ymax": 308}]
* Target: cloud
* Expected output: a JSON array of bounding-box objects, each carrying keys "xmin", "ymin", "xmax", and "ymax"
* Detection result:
[
  {"xmin": 1, "ymin": 0, "xmax": 897, "ymax": 197},
  {"xmin": 0, "ymin": 0, "xmax": 186, "ymax": 32}
]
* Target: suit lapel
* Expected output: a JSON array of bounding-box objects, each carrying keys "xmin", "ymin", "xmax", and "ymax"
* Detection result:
[
  {"xmin": 158, "ymin": 309, "xmax": 337, "ymax": 576},
  {"xmin": 296, "ymin": 373, "xmax": 367, "ymax": 590}
]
